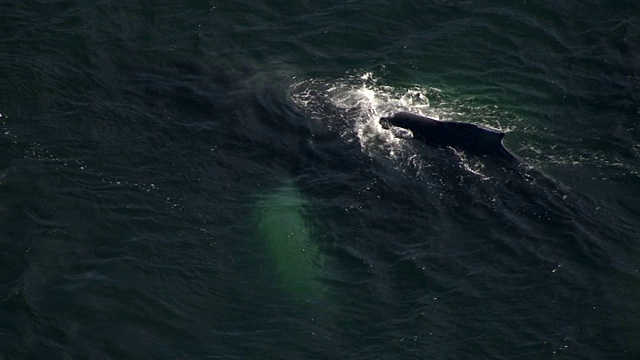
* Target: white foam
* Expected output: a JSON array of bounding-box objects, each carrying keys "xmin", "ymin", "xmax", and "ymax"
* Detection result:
[{"xmin": 289, "ymin": 71, "xmax": 494, "ymax": 178}]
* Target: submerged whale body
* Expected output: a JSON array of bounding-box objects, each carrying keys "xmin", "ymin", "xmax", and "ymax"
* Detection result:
[{"xmin": 380, "ymin": 112, "xmax": 519, "ymax": 163}]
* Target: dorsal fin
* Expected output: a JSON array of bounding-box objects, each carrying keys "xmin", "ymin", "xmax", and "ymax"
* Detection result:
[{"xmin": 481, "ymin": 125, "xmax": 506, "ymax": 141}]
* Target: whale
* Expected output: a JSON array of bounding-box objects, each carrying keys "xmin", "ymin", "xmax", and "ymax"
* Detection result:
[
  {"xmin": 380, "ymin": 112, "xmax": 519, "ymax": 163},
  {"xmin": 254, "ymin": 182, "xmax": 327, "ymax": 301}
]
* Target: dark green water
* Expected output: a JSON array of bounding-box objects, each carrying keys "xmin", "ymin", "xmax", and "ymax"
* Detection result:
[{"xmin": 1, "ymin": 1, "xmax": 639, "ymax": 358}]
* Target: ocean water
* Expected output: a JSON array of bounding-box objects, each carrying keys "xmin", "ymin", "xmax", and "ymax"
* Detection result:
[{"xmin": 1, "ymin": 1, "xmax": 639, "ymax": 358}]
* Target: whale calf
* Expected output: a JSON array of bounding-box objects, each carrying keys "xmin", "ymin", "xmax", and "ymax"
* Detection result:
[
  {"xmin": 254, "ymin": 182, "xmax": 327, "ymax": 300},
  {"xmin": 380, "ymin": 112, "xmax": 519, "ymax": 163}
]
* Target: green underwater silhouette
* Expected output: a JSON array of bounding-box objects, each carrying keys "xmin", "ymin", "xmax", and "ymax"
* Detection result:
[{"xmin": 254, "ymin": 182, "xmax": 327, "ymax": 301}]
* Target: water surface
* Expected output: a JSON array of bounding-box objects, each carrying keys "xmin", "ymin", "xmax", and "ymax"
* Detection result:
[{"xmin": 1, "ymin": 1, "xmax": 639, "ymax": 358}]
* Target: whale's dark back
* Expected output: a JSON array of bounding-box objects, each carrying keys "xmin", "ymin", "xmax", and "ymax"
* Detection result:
[{"xmin": 381, "ymin": 112, "xmax": 518, "ymax": 162}]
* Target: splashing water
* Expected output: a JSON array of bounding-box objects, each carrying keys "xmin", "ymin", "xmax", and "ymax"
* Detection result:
[
  {"xmin": 289, "ymin": 71, "xmax": 498, "ymax": 178},
  {"xmin": 290, "ymin": 72, "xmax": 444, "ymax": 160}
]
